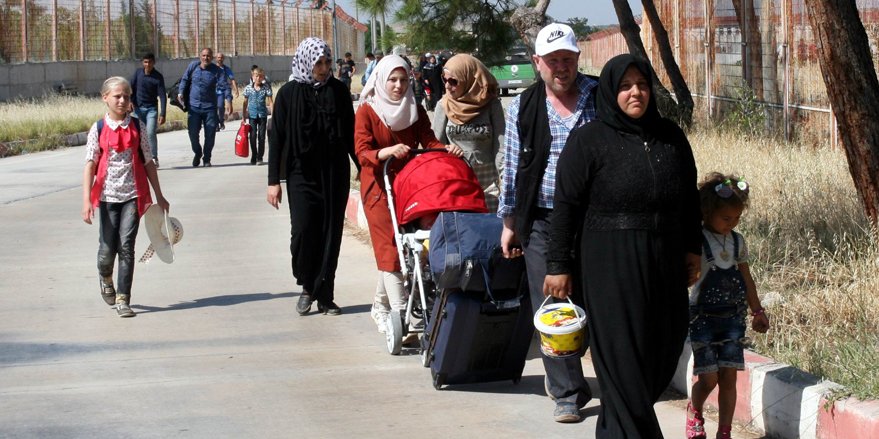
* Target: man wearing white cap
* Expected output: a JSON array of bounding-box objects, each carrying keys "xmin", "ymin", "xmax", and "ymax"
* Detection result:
[{"xmin": 497, "ymin": 22, "xmax": 597, "ymax": 423}]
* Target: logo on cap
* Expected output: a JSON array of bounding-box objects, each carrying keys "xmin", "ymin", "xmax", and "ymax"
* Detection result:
[{"xmin": 547, "ymin": 29, "xmax": 566, "ymax": 43}]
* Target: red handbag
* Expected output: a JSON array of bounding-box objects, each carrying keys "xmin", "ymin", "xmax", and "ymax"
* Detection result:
[{"xmin": 235, "ymin": 121, "xmax": 250, "ymax": 158}]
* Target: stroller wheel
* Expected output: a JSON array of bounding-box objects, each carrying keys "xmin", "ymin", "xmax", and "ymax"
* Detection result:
[{"xmin": 386, "ymin": 311, "xmax": 403, "ymax": 355}]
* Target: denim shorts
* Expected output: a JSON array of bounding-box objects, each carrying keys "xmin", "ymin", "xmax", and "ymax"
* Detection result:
[{"xmin": 689, "ymin": 310, "xmax": 747, "ymax": 375}]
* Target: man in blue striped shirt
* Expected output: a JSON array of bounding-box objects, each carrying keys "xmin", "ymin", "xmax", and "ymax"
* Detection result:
[
  {"xmin": 178, "ymin": 47, "xmax": 231, "ymax": 167},
  {"xmin": 497, "ymin": 23, "xmax": 598, "ymax": 424}
]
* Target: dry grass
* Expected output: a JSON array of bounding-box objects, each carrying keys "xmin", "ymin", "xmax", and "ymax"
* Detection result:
[
  {"xmin": 0, "ymin": 94, "xmax": 109, "ymax": 143},
  {"xmin": 0, "ymin": 92, "xmax": 189, "ymax": 154},
  {"xmin": 690, "ymin": 129, "xmax": 879, "ymax": 400},
  {"xmin": 0, "ymin": 84, "xmax": 280, "ymax": 155}
]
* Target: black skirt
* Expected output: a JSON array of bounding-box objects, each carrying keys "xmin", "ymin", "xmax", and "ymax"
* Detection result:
[{"xmin": 580, "ymin": 228, "xmax": 689, "ymax": 439}]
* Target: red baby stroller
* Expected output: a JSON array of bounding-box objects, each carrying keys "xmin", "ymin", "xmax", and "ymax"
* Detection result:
[{"xmin": 382, "ymin": 149, "xmax": 487, "ymax": 357}]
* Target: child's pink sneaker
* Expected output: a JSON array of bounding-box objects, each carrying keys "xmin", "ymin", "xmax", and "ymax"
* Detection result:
[
  {"xmin": 716, "ymin": 425, "xmax": 732, "ymax": 439},
  {"xmin": 686, "ymin": 403, "xmax": 707, "ymax": 439}
]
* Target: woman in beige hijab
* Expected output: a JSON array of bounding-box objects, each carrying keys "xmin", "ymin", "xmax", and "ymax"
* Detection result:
[{"xmin": 433, "ymin": 54, "xmax": 505, "ymax": 212}]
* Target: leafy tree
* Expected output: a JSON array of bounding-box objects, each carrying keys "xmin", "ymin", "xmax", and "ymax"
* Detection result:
[
  {"xmin": 566, "ymin": 17, "xmax": 593, "ymax": 37},
  {"xmin": 395, "ymin": 0, "xmax": 519, "ymax": 62},
  {"xmin": 357, "ymin": 0, "xmax": 392, "ymax": 52},
  {"xmin": 364, "ymin": 19, "xmax": 397, "ymax": 53}
]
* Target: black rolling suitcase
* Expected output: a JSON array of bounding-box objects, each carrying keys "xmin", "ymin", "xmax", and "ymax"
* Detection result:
[
  {"xmin": 423, "ymin": 287, "xmax": 532, "ymax": 389},
  {"xmin": 423, "ymin": 212, "xmax": 532, "ymax": 389}
]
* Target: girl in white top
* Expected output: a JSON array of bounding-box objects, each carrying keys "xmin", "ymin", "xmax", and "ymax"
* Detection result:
[{"xmin": 686, "ymin": 172, "xmax": 768, "ymax": 439}]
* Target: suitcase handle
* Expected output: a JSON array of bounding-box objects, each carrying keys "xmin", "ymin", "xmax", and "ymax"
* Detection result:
[{"xmin": 480, "ymin": 264, "xmax": 520, "ymax": 310}]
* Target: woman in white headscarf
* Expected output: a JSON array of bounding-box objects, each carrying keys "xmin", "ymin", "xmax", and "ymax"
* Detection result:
[
  {"xmin": 354, "ymin": 54, "xmax": 462, "ymax": 334},
  {"xmin": 268, "ymin": 37, "xmax": 358, "ymax": 317}
]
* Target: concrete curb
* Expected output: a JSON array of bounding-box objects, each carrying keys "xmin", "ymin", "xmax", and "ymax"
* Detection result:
[{"xmin": 343, "ymin": 189, "xmax": 879, "ymax": 439}]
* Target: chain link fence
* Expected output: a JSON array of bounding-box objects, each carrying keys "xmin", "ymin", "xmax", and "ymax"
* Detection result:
[{"xmin": 0, "ymin": 0, "xmax": 366, "ymax": 63}]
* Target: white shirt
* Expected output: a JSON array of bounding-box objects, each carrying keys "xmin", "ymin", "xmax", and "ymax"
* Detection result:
[{"xmin": 688, "ymin": 228, "xmax": 750, "ymax": 305}]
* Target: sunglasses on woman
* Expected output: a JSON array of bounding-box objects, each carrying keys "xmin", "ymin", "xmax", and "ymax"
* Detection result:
[
  {"xmin": 442, "ymin": 76, "xmax": 459, "ymax": 87},
  {"xmin": 714, "ymin": 178, "xmax": 749, "ymax": 198}
]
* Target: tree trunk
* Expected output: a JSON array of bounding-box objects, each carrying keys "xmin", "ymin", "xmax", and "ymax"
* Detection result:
[
  {"xmin": 731, "ymin": 0, "xmax": 765, "ymax": 100},
  {"xmin": 380, "ymin": 12, "xmax": 386, "ymax": 51},
  {"xmin": 612, "ymin": 0, "xmax": 681, "ymax": 124},
  {"xmin": 805, "ymin": 0, "xmax": 879, "ymax": 223},
  {"xmin": 371, "ymin": 15, "xmax": 377, "ymax": 52},
  {"xmin": 641, "ymin": 0, "xmax": 694, "ymax": 127},
  {"xmin": 760, "ymin": 0, "xmax": 780, "ymax": 106},
  {"xmin": 509, "ymin": 0, "xmax": 550, "ymax": 57}
]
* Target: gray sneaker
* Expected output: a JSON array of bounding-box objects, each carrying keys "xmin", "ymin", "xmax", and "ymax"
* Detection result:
[
  {"xmin": 553, "ymin": 402, "xmax": 582, "ymax": 423},
  {"xmin": 115, "ymin": 302, "xmax": 135, "ymax": 318},
  {"xmin": 99, "ymin": 277, "xmax": 116, "ymax": 306}
]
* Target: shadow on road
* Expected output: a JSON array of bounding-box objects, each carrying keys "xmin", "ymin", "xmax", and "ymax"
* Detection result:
[{"xmin": 132, "ymin": 292, "xmax": 295, "ymax": 313}]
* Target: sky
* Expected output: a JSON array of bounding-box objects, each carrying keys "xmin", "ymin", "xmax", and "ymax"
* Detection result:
[{"xmin": 333, "ymin": 0, "xmax": 643, "ymax": 27}]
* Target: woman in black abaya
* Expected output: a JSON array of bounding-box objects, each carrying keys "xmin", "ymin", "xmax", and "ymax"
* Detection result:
[
  {"xmin": 267, "ymin": 37, "xmax": 358, "ymax": 316},
  {"xmin": 543, "ymin": 54, "xmax": 702, "ymax": 438}
]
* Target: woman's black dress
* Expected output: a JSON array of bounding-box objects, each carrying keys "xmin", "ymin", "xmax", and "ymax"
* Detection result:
[
  {"xmin": 269, "ymin": 77, "xmax": 357, "ymax": 303},
  {"xmin": 547, "ymin": 119, "xmax": 702, "ymax": 438}
]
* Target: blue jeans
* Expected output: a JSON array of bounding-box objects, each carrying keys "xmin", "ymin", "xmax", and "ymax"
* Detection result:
[
  {"xmin": 217, "ymin": 95, "xmax": 227, "ymax": 126},
  {"xmin": 134, "ymin": 106, "xmax": 158, "ymax": 159},
  {"xmin": 187, "ymin": 107, "xmax": 218, "ymax": 162}
]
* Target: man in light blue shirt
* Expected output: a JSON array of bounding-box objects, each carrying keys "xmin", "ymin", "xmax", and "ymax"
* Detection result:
[
  {"xmin": 178, "ymin": 47, "xmax": 231, "ymax": 167},
  {"xmin": 361, "ymin": 51, "xmax": 380, "ymax": 85}
]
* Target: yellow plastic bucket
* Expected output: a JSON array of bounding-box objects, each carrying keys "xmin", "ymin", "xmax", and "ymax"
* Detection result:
[{"xmin": 533, "ymin": 297, "xmax": 587, "ymax": 358}]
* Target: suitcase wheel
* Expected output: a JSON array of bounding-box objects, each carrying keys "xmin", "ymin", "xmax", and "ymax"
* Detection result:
[{"xmin": 432, "ymin": 372, "xmax": 445, "ymax": 390}]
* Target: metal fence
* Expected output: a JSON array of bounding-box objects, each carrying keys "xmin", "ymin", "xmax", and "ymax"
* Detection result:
[
  {"xmin": 582, "ymin": 0, "xmax": 879, "ymax": 147},
  {"xmin": 0, "ymin": 0, "xmax": 366, "ymax": 63}
]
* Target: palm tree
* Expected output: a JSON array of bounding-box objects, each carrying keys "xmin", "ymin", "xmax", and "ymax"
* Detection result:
[{"xmin": 356, "ymin": 0, "xmax": 391, "ymax": 52}]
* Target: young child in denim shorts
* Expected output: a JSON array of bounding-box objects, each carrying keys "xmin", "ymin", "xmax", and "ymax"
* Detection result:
[{"xmin": 686, "ymin": 173, "xmax": 770, "ymax": 439}]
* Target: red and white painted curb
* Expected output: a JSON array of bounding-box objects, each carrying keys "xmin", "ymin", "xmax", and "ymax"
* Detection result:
[
  {"xmin": 672, "ymin": 342, "xmax": 879, "ymax": 438},
  {"xmin": 345, "ymin": 190, "xmax": 368, "ymax": 229},
  {"xmin": 345, "ymin": 188, "xmax": 879, "ymax": 439}
]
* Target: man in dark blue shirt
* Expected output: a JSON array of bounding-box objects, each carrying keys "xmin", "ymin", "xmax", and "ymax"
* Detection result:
[
  {"xmin": 131, "ymin": 52, "xmax": 167, "ymax": 168},
  {"xmin": 178, "ymin": 47, "xmax": 231, "ymax": 167}
]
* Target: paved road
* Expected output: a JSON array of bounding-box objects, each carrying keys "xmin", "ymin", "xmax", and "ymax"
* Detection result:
[{"xmin": 0, "ymin": 120, "xmax": 763, "ymax": 438}]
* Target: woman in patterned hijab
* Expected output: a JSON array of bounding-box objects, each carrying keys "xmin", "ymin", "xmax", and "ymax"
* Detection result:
[
  {"xmin": 268, "ymin": 37, "xmax": 359, "ymax": 316},
  {"xmin": 290, "ymin": 37, "xmax": 333, "ymax": 87}
]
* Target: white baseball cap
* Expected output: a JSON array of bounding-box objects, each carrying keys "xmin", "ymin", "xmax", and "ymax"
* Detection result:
[{"xmin": 535, "ymin": 23, "xmax": 580, "ymax": 56}]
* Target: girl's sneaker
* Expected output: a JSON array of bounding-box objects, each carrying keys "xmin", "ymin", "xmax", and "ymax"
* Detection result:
[
  {"xmin": 716, "ymin": 425, "xmax": 732, "ymax": 439},
  {"xmin": 686, "ymin": 402, "xmax": 707, "ymax": 439}
]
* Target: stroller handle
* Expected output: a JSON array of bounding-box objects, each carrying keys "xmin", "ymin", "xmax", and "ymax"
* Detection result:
[
  {"xmin": 382, "ymin": 148, "xmax": 454, "ymax": 277},
  {"xmin": 382, "ymin": 148, "xmax": 450, "ymax": 176}
]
